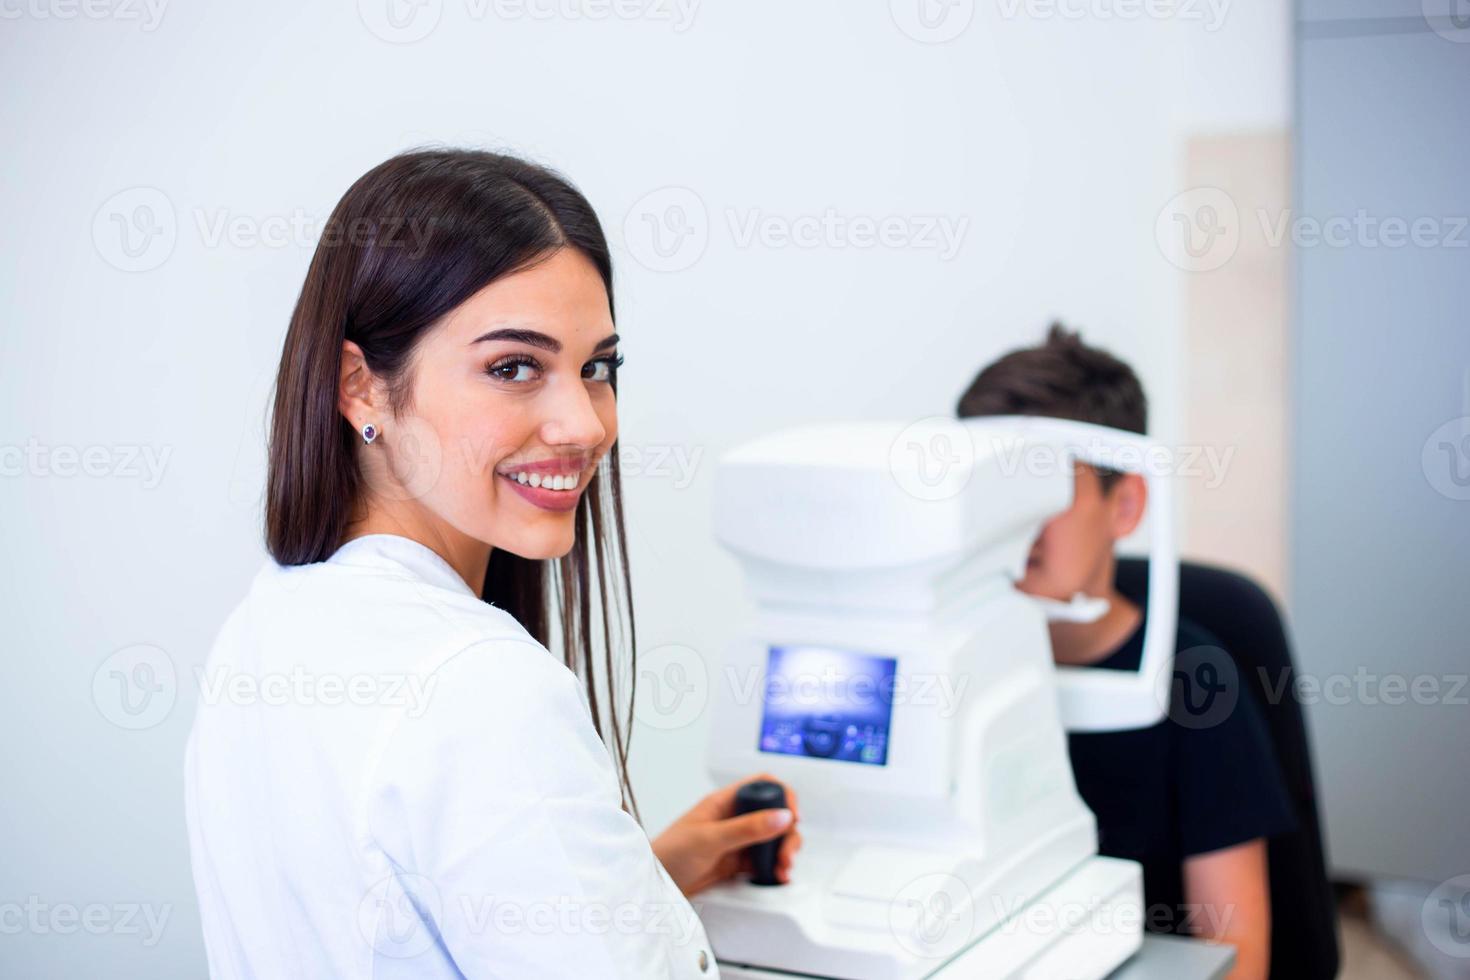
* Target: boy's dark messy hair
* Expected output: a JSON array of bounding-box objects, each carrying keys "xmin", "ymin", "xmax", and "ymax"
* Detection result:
[{"xmin": 956, "ymin": 323, "xmax": 1147, "ymax": 492}]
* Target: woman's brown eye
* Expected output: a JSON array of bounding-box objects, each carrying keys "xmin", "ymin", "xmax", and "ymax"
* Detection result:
[
  {"xmin": 583, "ymin": 355, "xmax": 623, "ymax": 383},
  {"xmin": 487, "ymin": 358, "xmax": 538, "ymax": 382}
]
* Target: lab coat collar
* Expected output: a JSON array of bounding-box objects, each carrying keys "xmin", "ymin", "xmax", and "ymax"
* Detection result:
[{"xmin": 328, "ymin": 533, "xmax": 478, "ymax": 599}]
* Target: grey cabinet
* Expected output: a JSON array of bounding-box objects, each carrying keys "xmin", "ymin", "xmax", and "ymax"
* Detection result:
[{"xmin": 1292, "ymin": 5, "xmax": 1470, "ymax": 882}]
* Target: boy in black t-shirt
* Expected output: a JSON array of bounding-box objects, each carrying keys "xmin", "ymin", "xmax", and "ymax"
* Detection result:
[{"xmin": 956, "ymin": 325, "xmax": 1295, "ymax": 980}]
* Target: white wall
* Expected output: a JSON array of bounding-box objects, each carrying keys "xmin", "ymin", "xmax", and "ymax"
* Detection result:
[{"xmin": 0, "ymin": 2, "xmax": 1287, "ymax": 973}]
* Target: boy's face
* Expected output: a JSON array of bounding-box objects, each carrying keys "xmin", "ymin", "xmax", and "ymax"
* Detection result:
[{"xmin": 1015, "ymin": 464, "xmax": 1146, "ymax": 601}]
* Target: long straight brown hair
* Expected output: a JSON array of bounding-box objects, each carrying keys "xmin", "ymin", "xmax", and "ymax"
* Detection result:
[{"xmin": 264, "ymin": 149, "xmax": 639, "ymax": 814}]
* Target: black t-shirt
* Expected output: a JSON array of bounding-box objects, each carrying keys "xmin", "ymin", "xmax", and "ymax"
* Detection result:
[{"xmin": 1066, "ymin": 613, "xmax": 1297, "ymax": 936}]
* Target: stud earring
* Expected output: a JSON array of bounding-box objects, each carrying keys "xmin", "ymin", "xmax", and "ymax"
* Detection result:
[{"xmin": 361, "ymin": 423, "xmax": 378, "ymax": 444}]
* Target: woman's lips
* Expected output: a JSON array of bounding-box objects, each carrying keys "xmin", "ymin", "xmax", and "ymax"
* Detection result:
[
  {"xmin": 499, "ymin": 471, "xmax": 585, "ymax": 513},
  {"xmin": 498, "ymin": 453, "xmax": 589, "ymax": 478}
]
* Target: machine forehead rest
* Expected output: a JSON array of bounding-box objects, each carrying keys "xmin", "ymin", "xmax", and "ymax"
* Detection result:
[{"xmin": 713, "ymin": 421, "xmax": 1070, "ymax": 572}]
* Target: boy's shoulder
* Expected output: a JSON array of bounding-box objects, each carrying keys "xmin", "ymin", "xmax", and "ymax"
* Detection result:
[
  {"xmin": 1172, "ymin": 613, "xmax": 1224, "ymax": 654},
  {"xmin": 1071, "ymin": 607, "xmax": 1299, "ymax": 861},
  {"xmin": 1091, "ymin": 605, "xmax": 1268, "ymax": 743},
  {"xmin": 1090, "ymin": 607, "xmax": 1223, "ymax": 674},
  {"xmin": 1168, "ymin": 615, "xmax": 1236, "ymax": 700},
  {"xmin": 1165, "ymin": 613, "xmax": 1265, "ymax": 734}
]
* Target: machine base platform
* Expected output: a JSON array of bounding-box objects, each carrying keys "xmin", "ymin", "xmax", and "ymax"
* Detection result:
[{"xmin": 716, "ymin": 855, "xmax": 1142, "ymax": 980}]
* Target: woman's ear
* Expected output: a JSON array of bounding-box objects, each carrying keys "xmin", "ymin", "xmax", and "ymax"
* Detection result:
[
  {"xmin": 1108, "ymin": 472, "xmax": 1148, "ymax": 541},
  {"xmin": 338, "ymin": 340, "xmax": 381, "ymax": 433}
]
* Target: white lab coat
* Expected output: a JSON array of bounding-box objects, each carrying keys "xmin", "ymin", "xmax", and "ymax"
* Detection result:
[{"xmin": 184, "ymin": 533, "xmax": 717, "ymax": 979}]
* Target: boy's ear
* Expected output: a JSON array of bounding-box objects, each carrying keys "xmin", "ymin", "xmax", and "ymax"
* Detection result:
[{"xmin": 1108, "ymin": 472, "xmax": 1148, "ymax": 541}]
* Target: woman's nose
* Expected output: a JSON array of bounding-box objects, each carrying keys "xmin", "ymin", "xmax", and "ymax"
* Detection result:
[{"xmin": 539, "ymin": 376, "xmax": 608, "ymax": 449}]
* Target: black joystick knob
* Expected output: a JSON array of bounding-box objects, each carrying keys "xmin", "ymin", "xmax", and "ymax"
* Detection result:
[{"xmin": 733, "ymin": 780, "xmax": 788, "ymax": 886}]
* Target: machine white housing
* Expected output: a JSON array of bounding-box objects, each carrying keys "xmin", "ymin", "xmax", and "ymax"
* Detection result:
[{"xmin": 701, "ymin": 417, "xmax": 1175, "ymax": 979}]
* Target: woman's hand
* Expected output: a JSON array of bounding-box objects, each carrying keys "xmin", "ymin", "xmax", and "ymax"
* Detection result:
[{"xmin": 652, "ymin": 774, "xmax": 803, "ymax": 898}]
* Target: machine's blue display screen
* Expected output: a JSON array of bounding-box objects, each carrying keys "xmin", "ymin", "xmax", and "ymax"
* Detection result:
[{"xmin": 757, "ymin": 645, "xmax": 896, "ymax": 766}]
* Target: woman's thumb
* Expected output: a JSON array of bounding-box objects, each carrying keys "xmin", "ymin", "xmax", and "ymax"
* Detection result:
[{"xmin": 713, "ymin": 808, "xmax": 793, "ymax": 851}]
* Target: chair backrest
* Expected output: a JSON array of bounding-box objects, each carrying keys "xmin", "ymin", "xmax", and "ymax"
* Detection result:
[{"xmin": 1115, "ymin": 557, "xmax": 1340, "ymax": 980}]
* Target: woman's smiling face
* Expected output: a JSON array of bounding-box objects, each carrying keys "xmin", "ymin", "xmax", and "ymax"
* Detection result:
[{"xmin": 345, "ymin": 246, "xmax": 620, "ymax": 562}]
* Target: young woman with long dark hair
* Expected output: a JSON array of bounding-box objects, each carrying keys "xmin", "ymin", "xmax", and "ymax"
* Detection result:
[{"xmin": 184, "ymin": 149, "xmax": 799, "ymax": 978}]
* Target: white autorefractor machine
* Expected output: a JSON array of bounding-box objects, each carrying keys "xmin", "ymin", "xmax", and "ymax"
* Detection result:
[{"xmin": 701, "ymin": 416, "xmax": 1179, "ymax": 979}]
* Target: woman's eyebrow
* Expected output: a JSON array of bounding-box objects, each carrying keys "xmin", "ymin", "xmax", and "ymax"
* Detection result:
[
  {"xmin": 470, "ymin": 327, "xmax": 560, "ymax": 352},
  {"xmin": 468, "ymin": 329, "xmax": 619, "ymax": 353}
]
